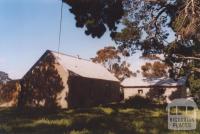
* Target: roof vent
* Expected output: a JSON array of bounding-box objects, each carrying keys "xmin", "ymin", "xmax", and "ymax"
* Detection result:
[{"xmin": 77, "ymin": 55, "xmax": 81, "ymax": 59}]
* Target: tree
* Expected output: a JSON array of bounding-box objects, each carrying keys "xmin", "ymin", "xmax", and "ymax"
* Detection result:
[
  {"xmin": 63, "ymin": 0, "xmax": 200, "ymax": 102},
  {"xmin": 64, "ymin": 0, "xmax": 199, "ymax": 70},
  {"xmin": 146, "ymin": 87, "xmax": 166, "ymax": 104},
  {"xmin": 114, "ymin": 0, "xmax": 200, "ymax": 81},
  {"xmin": 64, "ymin": 0, "xmax": 200, "ymax": 43},
  {"xmin": 63, "ymin": 0, "xmax": 124, "ymax": 38},
  {"xmin": 112, "ymin": 19, "xmax": 141, "ymax": 56},
  {"xmin": 141, "ymin": 61, "xmax": 168, "ymax": 78},
  {"xmin": 113, "ymin": 0, "xmax": 200, "ymax": 102},
  {"xmin": 92, "ymin": 46, "xmax": 134, "ymax": 81},
  {"xmin": 187, "ymin": 73, "xmax": 200, "ymax": 104},
  {"xmin": 0, "ymin": 80, "xmax": 20, "ymax": 106},
  {"xmin": 0, "ymin": 71, "xmax": 11, "ymax": 84},
  {"xmin": 140, "ymin": 54, "xmax": 161, "ymax": 61},
  {"xmin": 92, "ymin": 46, "xmax": 120, "ymax": 70}
]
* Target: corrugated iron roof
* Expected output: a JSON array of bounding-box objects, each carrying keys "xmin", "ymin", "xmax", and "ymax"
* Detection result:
[
  {"xmin": 121, "ymin": 75, "xmax": 186, "ymax": 87},
  {"xmin": 51, "ymin": 51, "xmax": 119, "ymax": 82}
]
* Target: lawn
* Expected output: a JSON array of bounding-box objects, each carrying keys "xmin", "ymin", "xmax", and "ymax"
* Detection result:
[{"xmin": 0, "ymin": 104, "xmax": 199, "ymax": 134}]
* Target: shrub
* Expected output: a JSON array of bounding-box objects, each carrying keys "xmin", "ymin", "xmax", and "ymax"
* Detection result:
[{"xmin": 125, "ymin": 95, "xmax": 151, "ymax": 108}]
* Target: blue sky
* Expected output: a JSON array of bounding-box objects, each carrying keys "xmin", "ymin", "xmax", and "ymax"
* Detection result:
[
  {"xmin": 0, "ymin": 0, "xmax": 117, "ymax": 79},
  {"xmin": 0, "ymin": 0, "xmax": 175, "ymax": 79}
]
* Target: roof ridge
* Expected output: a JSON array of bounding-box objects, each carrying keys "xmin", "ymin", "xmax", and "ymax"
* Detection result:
[{"xmin": 48, "ymin": 50, "xmax": 90, "ymax": 62}]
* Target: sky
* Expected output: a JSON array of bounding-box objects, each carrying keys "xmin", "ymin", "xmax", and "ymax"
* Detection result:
[
  {"xmin": 0, "ymin": 0, "xmax": 121, "ymax": 79},
  {"xmin": 0, "ymin": 0, "xmax": 174, "ymax": 79}
]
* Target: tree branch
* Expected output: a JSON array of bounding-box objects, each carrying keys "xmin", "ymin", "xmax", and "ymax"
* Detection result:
[
  {"xmin": 193, "ymin": 67, "xmax": 200, "ymax": 73},
  {"xmin": 176, "ymin": 54, "xmax": 200, "ymax": 60}
]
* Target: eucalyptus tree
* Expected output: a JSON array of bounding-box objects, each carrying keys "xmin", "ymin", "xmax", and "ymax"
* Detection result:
[{"xmin": 63, "ymin": 0, "xmax": 200, "ymax": 102}]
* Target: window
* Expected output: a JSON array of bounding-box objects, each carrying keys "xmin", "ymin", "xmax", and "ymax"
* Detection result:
[{"xmin": 138, "ymin": 89, "xmax": 143, "ymax": 94}]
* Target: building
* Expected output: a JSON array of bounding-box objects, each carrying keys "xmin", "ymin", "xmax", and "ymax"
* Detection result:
[
  {"xmin": 121, "ymin": 76, "xmax": 187, "ymax": 103},
  {"xmin": 18, "ymin": 50, "xmax": 121, "ymax": 109}
]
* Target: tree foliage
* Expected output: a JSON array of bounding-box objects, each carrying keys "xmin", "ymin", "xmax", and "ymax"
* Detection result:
[
  {"xmin": 146, "ymin": 87, "xmax": 166, "ymax": 104},
  {"xmin": 63, "ymin": 0, "xmax": 124, "ymax": 38},
  {"xmin": 141, "ymin": 61, "xmax": 168, "ymax": 78},
  {"xmin": 64, "ymin": 0, "xmax": 200, "ymax": 62},
  {"xmin": 92, "ymin": 46, "xmax": 134, "ymax": 81},
  {"xmin": 187, "ymin": 73, "xmax": 200, "ymax": 104},
  {"xmin": 112, "ymin": 20, "xmax": 141, "ymax": 56},
  {"xmin": 64, "ymin": 0, "xmax": 200, "ymax": 100},
  {"xmin": 0, "ymin": 80, "xmax": 20, "ymax": 106},
  {"xmin": 0, "ymin": 71, "xmax": 11, "ymax": 84}
]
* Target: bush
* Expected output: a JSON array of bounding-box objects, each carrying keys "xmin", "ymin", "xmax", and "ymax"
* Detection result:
[
  {"xmin": 193, "ymin": 94, "xmax": 200, "ymax": 107},
  {"xmin": 124, "ymin": 95, "xmax": 151, "ymax": 108},
  {"xmin": 0, "ymin": 81, "xmax": 20, "ymax": 106}
]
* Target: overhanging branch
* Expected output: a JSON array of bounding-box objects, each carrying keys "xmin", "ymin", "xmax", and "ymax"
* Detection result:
[{"xmin": 176, "ymin": 54, "xmax": 200, "ymax": 60}]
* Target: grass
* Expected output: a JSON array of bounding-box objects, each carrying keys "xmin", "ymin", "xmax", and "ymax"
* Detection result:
[{"xmin": 0, "ymin": 104, "xmax": 199, "ymax": 134}]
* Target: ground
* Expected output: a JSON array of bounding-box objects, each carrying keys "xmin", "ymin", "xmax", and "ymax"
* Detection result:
[{"xmin": 0, "ymin": 104, "xmax": 199, "ymax": 134}]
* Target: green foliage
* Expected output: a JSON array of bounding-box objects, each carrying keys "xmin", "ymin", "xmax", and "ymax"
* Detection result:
[
  {"xmin": 188, "ymin": 74, "xmax": 200, "ymax": 103},
  {"xmin": 169, "ymin": 87, "xmax": 186, "ymax": 101},
  {"xmin": 188, "ymin": 74, "xmax": 200, "ymax": 93},
  {"xmin": 146, "ymin": 87, "xmax": 166, "ymax": 104},
  {"xmin": 63, "ymin": 0, "xmax": 200, "ymax": 79},
  {"xmin": 70, "ymin": 129, "xmax": 91, "ymax": 134},
  {"xmin": 112, "ymin": 21, "xmax": 141, "ymax": 56},
  {"xmin": 63, "ymin": 0, "xmax": 124, "ymax": 38},
  {"xmin": 124, "ymin": 95, "xmax": 151, "ymax": 108},
  {"xmin": 64, "ymin": 0, "xmax": 200, "ymax": 103},
  {"xmin": 63, "ymin": 0, "xmax": 200, "ymax": 60}
]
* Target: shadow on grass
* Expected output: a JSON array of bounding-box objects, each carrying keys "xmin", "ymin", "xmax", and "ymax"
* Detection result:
[{"xmin": 0, "ymin": 104, "xmax": 199, "ymax": 134}]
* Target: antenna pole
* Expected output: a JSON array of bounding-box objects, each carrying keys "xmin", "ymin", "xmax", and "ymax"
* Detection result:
[{"xmin": 58, "ymin": 0, "xmax": 63, "ymax": 57}]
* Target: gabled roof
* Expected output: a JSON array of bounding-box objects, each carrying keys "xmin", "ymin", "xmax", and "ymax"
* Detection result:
[
  {"xmin": 50, "ymin": 51, "xmax": 119, "ymax": 82},
  {"xmin": 121, "ymin": 75, "xmax": 186, "ymax": 87}
]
